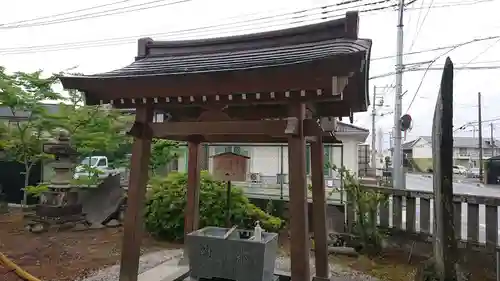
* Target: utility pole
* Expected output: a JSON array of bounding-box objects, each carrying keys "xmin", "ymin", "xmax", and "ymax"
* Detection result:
[
  {"xmin": 389, "ymin": 131, "xmax": 393, "ymax": 156},
  {"xmin": 393, "ymin": 0, "xmax": 405, "ymax": 188},
  {"xmin": 478, "ymin": 92, "xmax": 483, "ymax": 181},
  {"xmin": 377, "ymin": 127, "xmax": 384, "ymax": 155},
  {"xmin": 491, "ymin": 122, "xmax": 495, "ymax": 156},
  {"xmin": 371, "ymin": 85, "xmax": 393, "ymax": 171},
  {"xmin": 371, "ymin": 85, "xmax": 378, "ymax": 170}
]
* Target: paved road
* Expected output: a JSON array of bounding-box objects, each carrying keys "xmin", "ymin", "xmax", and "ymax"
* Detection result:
[
  {"xmin": 404, "ymin": 173, "xmax": 500, "ymax": 244},
  {"xmin": 242, "ymin": 174, "xmax": 500, "ymax": 244},
  {"xmin": 241, "ymin": 173, "xmax": 500, "ymax": 200},
  {"xmin": 405, "ymin": 173, "xmax": 500, "ymax": 197}
]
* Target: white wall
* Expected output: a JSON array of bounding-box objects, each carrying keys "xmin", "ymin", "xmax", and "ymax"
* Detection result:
[
  {"xmin": 412, "ymin": 138, "xmax": 432, "ymax": 158},
  {"xmin": 248, "ymin": 143, "xmax": 358, "ymax": 178},
  {"xmin": 411, "ymin": 140, "xmax": 500, "ymax": 160},
  {"xmin": 176, "ymin": 135, "xmax": 363, "ymax": 178},
  {"xmin": 337, "ymin": 136, "xmax": 359, "ymax": 175},
  {"xmin": 177, "ymin": 154, "xmax": 187, "ymax": 173},
  {"xmin": 454, "ymin": 147, "xmax": 500, "ymax": 159}
]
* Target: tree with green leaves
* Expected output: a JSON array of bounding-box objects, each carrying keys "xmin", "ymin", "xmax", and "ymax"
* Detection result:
[
  {"xmin": 0, "ymin": 67, "xmax": 62, "ymax": 205},
  {"xmin": 150, "ymin": 139, "xmax": 184, "ymax": 176},
  {"xmin": 0, "ymin": 121, "xmax": 8, "ymax": 151},
  {"xmin": 53, "ymin": 88, "xmax": 134, "ymax": 164}
]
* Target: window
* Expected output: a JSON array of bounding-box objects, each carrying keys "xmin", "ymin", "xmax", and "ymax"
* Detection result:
[
  {"xmin": 306, "ymin": 146, "xmax": 311, "ymax": 175},
  {"xmin": 214, "ymin": 146, "xmax": 248, "ymax": 156},
  {"xmin": 96, "ymin": 158, "xmax": 107, "ymax": 167},
  {"xmin": 7, "ymin": 120, "xmax": 19, "ymax": 128},
  {"xmin": 324, "ymin": 146, "xmax": 331, "ymax": 176},
  {"xmin": 214, "ymin": 146, "xmax": 226, "ymax": 154},
  {"xmin": 305, "ymin": 145, "xmax": 331, "ymax": 176},
  {"xmin": 80, "ymin": 157, "xmax": 98, "ymax": 166},
  {"xmin": 458, "ymin": 147, "xmax": 467, "ymax": 155}
]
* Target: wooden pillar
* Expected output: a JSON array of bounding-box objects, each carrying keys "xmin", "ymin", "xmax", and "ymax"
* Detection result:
[
  {"xmin": 310, "ymin": 136, "xmax": 329, "ymax": 281},
  {"xmin": 119, "ymin": 106, "xmax": 153, "ymax": 281},
  {"xmin": 184, "ymin": 140, "xmax": 201, "ymax": 237},
  {"xmin": 287, "ymin": 103, "xmax": 310, "ymax": 281}
]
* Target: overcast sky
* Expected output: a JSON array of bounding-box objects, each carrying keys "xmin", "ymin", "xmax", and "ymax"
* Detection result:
[{"xmin": 1, "ymin": 0, "xmax": 499, "ymax": 149}]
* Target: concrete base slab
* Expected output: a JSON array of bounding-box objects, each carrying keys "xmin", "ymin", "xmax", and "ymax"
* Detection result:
[{"xmin": 138, "ymin": 257, "xmax": 189, "ymax": 281}]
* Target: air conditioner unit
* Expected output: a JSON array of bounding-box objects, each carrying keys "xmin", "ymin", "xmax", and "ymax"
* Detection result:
[{"xmin": 249, "ymin": 172, "xmax": 261, "ymax": 183}]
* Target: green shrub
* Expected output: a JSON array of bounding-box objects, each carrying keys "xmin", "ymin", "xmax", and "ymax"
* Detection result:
[
  {"xmin": 265, "ymin": 199, "xmax": 286, "ymax": 219},
  {"xmin": 24, "ymin": 184, "xmax": 49, "ymax": 198},
  {"xmin": 144, "ymin": 171, "xmax": 283, "ymax": 241}
]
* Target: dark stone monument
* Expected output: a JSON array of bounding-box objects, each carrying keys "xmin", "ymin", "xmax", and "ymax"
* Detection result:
[{"xmin": 415, "ymin": 58, "xmax": 469, "ymax": 281}]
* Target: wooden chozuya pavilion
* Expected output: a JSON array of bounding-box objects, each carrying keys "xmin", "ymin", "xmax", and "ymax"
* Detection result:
[{"xmin": 59, "ymin": 11, "xmax": 371, "ymax": 281}]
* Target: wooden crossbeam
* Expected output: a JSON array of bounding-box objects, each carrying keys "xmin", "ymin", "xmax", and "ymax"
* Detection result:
[
  {"xmin": 149, "ymin": 119, "xmax": 322, "ymax": 138},
  {"xmin": 161, "ymin": 134, "xmax": 340, "ymax": 143}
]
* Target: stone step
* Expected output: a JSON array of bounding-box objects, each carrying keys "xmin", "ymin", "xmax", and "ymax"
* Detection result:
[{"xmin": 138, "ymin": 257, "xmax": 189, "ymax": 281}]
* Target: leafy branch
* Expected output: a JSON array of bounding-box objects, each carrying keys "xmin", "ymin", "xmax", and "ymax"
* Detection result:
[
  {"xmin": 336, "ymin": 164, "xmax": 388, "ymax": 254},
  {"xmin": 308, "ymin": 163, "xmax": 388, "ymax": 254},
  {"xmin": 0, "ymin": 68, "xmax": 61, "ymax": 205}
]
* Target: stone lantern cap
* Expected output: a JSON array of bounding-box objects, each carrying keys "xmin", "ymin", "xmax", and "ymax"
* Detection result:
[{"xmin": 43, "ymin": 129, "xmax": 78, "ymax": 157}]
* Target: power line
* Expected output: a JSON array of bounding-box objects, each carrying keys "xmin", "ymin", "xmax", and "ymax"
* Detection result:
[
  {"xmin": 405, "ymin": 34, "xmax": 500, "ymax": 113},
  {"xmin": 0, "ymin": 0, "xmax": 131, "ymax": 27},
  {"xmin": 462, "ymin": 37, "xmax": 500, "ymax": 67},
  {"xmin": 0, "ymin": 0, "xmax": 191, "ymax": 29},
  {"xmin": 1, "ymin": 0, "xmax": 384, "ymax": 29},
  {"xmin": 372, "ymin": 35, "xmax": 500, "ymax": 61},
  {"xmin": 455, "ymin": 117, "xmax": 500, "ymax": 132},
  {"xmin": 407, "ymin": 0, "xmax": 434, "ymax": 52},
  {"xmin": 0, "ymin": 0, "xmax": 397, "ymax": 55},
  {"xmin": 404, "ymin": 48, "xmax": 449, "ymax": 113},
  {"xmin": 1, "ymin": 14, "xmax": 494, "ymax": 57},
  {"xmin": 371, "ymin": 64, "xmax": 500, "ymax": 80},
  {"xmin": 407, "ymin": 0, "xmax": 424, "ymax": 52},
  {"xmin": 369, "ymin": 35, "xmax": 500, "ymax": 79},
  {"xmin": 405, "ymin": 0, "xmax": 493, "ymax": 10}
]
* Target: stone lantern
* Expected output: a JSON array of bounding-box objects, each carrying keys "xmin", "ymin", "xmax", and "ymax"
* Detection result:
[
  {"xmin": 44, "ymin": 130, "xmax": 79, "ymax": 188},
  {"xmin": 25, "ymin": 130, "xmax": 88, "ymax": 232}
]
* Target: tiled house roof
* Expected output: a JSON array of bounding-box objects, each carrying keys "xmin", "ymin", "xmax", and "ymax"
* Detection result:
[
  {"xmin": 403, "ymin": 136, "xmax": 500, "ymax": 149},
  {"xmin": 336, "ymin": 122, "xmax": 369, "ymax": 133},
  {"xmin": 0, "ymin": 104, "xmax": 60, "ymax": 120}
]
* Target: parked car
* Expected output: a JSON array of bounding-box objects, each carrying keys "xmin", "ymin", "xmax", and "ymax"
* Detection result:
[
  {"xmin": 452, "ymin": 165, "xmax": 467, "ymax": 175},
  {"xmin": 467, "ymin": 167, "xmax": 480, "ymax": 178},
  {"xmin": 74, "ymin": 156, "xmax": 119, "ymax": 180}
]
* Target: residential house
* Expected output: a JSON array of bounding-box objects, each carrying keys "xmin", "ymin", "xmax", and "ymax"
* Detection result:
[
  {"xmin": 402, "ymin": 136, "xmax": 500, "ymax": 172},
  {"xmin": 177, "ymin": 122, "xmax": 370, "ymax": 185}
]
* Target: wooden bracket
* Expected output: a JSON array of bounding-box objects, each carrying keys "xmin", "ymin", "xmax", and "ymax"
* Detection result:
[
  {"xmin": 127, "ymin": 121, "xmax": 153, "ymax": 139},
  {"xmin": 285, "ymin": 117, "xmax": 299, "ymax": 135}
]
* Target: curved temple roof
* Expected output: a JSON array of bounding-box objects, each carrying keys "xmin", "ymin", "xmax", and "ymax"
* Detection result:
[{"xmin": 59, "ymin": 11, "xmax": 372, "ymax": 118}]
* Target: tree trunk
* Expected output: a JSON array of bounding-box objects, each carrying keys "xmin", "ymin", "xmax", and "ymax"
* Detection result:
[{"xmin": 22, "ymin": 163, "xmax": 32, "ymax": 207}]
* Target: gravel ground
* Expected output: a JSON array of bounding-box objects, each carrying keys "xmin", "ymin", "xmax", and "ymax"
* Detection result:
[
  {"xmin": 77, "ymin": 249, "xmax": 183, "ymax": 281},
  {"xmin": 79, "ymin": 250, "xmax": 379, "ymax": 281},
  {"xmin": 275, "ymin": 255, "xmax": 381, "ymax": 281}
]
